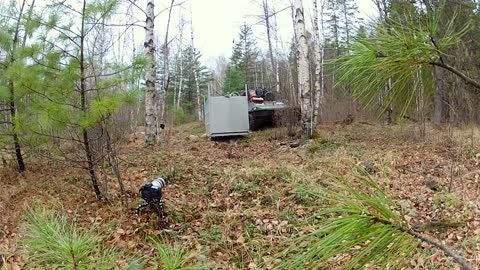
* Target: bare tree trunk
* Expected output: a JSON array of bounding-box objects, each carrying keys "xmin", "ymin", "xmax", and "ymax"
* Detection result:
[
  {"xmin": 80, "ymin": 0, "xmax": 101, "ymax": 197},
  {"xmin": 176, "ymin": 18, "xmax": 185, "ymax": 108},
  {"xmin": 263, "ymin": 0, "xmax": 279, "ymax": 93},
  {"xmin": 312, "ymin": 0, "xmax": 324, "ymax": 125},
  {"xmin": 172, "ymin": 56, "xmax": 178, "ymax": 108},
  {"xmin": 158, "ymin": 0, "xmax": 175, "ymax": 134},
  {"xmin": 144, "ymin": 0, "xmax": 157, "ymax": 145},
  {"xmin": 190, "ymin": 15, "xmax": 203, "ymax": 121},
  {"xmin": 275, "ymin": 57, "xmax": 281, "ymax": 93},
  {"xmin": 272, "ymin": 10, "xmax": 281, "ymax": 95},
  {"xmin": 290, "ymin": 1, "xmax": 299, "ymax": 105},
  {"xmin": 386, "ymin": 78, "xmax": 393, "ymax": 124},
  {"xmin": 341, "ymin": 0, "xmax": 351, "ymax": 48},
  {"xmin": 294, "ymin": 0, "xmax": 313, "ymax": 138},
  {"xmin": 433, "ymin": 65, "xmax": 444, "ymax": 126},
  {"xmin": 177, "ymin": 51, "xmax": 184, "ymax": 108},
  {"xmin": 320, "ymin": 1, "xmax": 325, "ymax": 120}
]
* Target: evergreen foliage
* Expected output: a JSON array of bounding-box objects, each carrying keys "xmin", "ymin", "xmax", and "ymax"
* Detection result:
[
  {"xmin": 21, "ymin": 208, "xmax": 204, "ymax": 270},
  {"xmin": 335, "ymin": 3, "xmax": 470, "ymax": 116},
  {"xmin": 21, "ymin": 208, "xmax": 132, "ymax": 269},
  {"xmin": 168, "ymin": 45, "xmax": 210, "ymax": 113},
  {"xmin": 229, "ymin": 23, "xmax": 259, "ymax": 89},
  {"xmin": 324, "ymin": 0, "xmax": 360, "ymax": 50},
  {"xmin": 273, "ymin": 168, "xmax": 468, "ymax": 269},
  {"xmin": 150, "ymin": 237, "xmax": 204, "ymax": 270},
  {"xmin": 223, "ymin": 66, "xmax": 246, "ymax": 93}
]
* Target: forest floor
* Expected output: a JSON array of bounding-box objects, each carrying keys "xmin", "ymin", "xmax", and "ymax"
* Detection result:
[{"xmin": 1, "ymin": 122, "xmax": 480, "ymax": 269}]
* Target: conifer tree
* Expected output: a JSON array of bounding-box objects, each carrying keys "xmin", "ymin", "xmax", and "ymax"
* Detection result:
[
  {"xmin": 0, "ymin": 0, "xmax": 36, "ymax": 172},
  {"xmin": 15, "ymin": 0, "xmax": 143, "ymax": 197},
  {"xmin": 176, "ymin": 46, "xmax": 210, "ymax": 112},
  {"xmin": 230, "ymin": 23, "xmax": 259, "ymax": 89}
]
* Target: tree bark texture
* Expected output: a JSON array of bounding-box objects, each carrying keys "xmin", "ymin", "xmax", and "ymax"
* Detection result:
[
  {"xmin": 433, "ymin": 65, "xmax": 445, "ymax": 126},
  {"xmin": 80, "ymin": 0, "xmax": 101, "ymax": 197},
  {"xmin": 144, "ymin": 0, "xmax": 158, "ymax": 145},
  {"xmin": 8, "ymin": 0, "xmax": 27, "ymax": 172},
  {"xmin": 312, "ymin": 0, "xmax": 324, "ymax": 125},
  {"xmin": 263, "ymin": 0, "xmax": 280, "ymax": 93},
  {"xmin": 294, "ymin": 0, "xmax": 313, "ymax": 138},
  {"xmin": 190, "ymin": 16, "xmax": 203, "ymax": 121}
]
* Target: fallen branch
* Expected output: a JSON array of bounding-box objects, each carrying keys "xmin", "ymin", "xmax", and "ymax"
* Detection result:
[{"xmin": 408, "ymin": 230, "xmax": 474, "ymax": 270}]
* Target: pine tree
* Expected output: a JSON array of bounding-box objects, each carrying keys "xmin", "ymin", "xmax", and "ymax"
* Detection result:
[
  {"xmin": 13, "ymin": 0, "xmax": 143, "ymax": 197},
  {"xmin": 0, "ymin": 0, "xmax": 36, "ymax": 172},
  {"xmin": 223, "ymin": 67, "xmax": 246, "ymax": 94},
  {"xmin": 176, "ymin": 46, "xmax": 211, "ymax": 114},
  {"xmin": 324, "ymin": 0, "xmax": 360, "ymax": 51},
  {"xmin": 335, "ymin": 0, "xmax": 480, "ymax": 122},
  {"xmin": 230, "ymin": 23, "xmax": 259, "ymax": 89}
]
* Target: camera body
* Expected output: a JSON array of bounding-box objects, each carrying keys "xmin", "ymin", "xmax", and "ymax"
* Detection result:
[
  {"xmin": 139, "ymin": 178, "xmax": 166, "ymax": 201},
  {"xmin": 136, "ymin": 178, "xmax": 168, "ymax": 228}
]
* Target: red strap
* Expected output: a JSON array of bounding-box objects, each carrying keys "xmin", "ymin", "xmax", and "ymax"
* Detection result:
[{"xmin": 251, "ymin": 97, "xmax": 264, "ymax": 102}]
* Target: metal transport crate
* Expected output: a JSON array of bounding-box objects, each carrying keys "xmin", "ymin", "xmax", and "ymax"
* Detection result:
[{"xmin": 204, "ymin": 95, "xmax": 249, "ymax": 138}]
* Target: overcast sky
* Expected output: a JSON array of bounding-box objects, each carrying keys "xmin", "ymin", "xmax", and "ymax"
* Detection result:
[
  {"xmin": 20, "ymin": 0, "xmax": 378, "ymax": 68},
  {"xmin": 151, "ymin": 0, "xmax": 378, "ymax": 68}
]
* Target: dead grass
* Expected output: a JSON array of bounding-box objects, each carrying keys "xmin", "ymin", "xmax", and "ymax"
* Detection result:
[{"xmin": 1, "ymin": 122, "xmax": 479, "ymax": 269}]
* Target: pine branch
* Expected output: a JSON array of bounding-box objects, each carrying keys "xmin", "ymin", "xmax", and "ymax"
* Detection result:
[
  {"xmin": 275, "ymin": 170, "xmax": 476, "ymax": 270},
  {"xmin": 407, "ymin": 230, "xmax": 474, "ymax": 270},
  {"xmin": 371, "ymin": 217, "xmax": 474, "ymax": 270},
  {"xmin": 25, "ymin": 85, "xmax": 81, "ymax": 109},
  {"xmin": 431, "ymin": 61, "xmax": 480, "ymax": 90}
]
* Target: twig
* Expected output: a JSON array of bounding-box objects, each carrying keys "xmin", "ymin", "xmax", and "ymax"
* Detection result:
[
  {"xmin": 407, "ymin": 230, "xmax": 474, "ymax": 270},
  {"xmin": 372, "ymin": 217, "xmax": 474, "ymax": 270},
  {"xmin": 430, "ymin": 61, "xmax": 480, "ymax": 90}
]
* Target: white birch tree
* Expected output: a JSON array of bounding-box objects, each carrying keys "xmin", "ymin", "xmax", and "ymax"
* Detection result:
[
  {"xmin": 144, "ymin": 0, "xmax": 157, "ymax": 145},
  {"xmin": 157, "ymin": 0, "xmax": 175, "ymax": 134},
  {"xmin": 190, "ymin": 13, "xmax": 202, "ymax": 121},
  {"xmin": 262, "ymin": 0, "xmax": 280, "ymax": 93},
  {"xmin": 312, "ymin": 0, "xmax": 325, "ymax": 125},
  {"xmin": 176, "ymin": 17, "xmax": 185, "ymax": 108},
  {"xmin": 294, "ymin": 0, "xmax": 313, "ymax": 138}
]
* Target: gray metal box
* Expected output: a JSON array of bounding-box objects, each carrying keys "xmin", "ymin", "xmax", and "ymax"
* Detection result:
[{"xmin": 205, "ymin": 95, "xmax": 249, "ymax": 138}]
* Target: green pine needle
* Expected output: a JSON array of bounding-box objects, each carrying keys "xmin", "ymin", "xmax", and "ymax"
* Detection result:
[
  {"xmin": 273, "ymin": 168, "xmax": 418, "ymax": 270},
  {"xmin": 20, "ymin": 207, "xmax": 141, "ymax": 269},
  {"xmin": 149, "ymin": 237, "xmax": 204, "ymax": 270},
  {"xmin": 334, "ymin": 2, "xmax": 470, "ymax": 117}
]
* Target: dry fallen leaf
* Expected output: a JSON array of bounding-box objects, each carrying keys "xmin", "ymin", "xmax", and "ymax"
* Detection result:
[
  {"xmin": 236, "ymin": 235, "xmax": 245, "ymax": 244},
  {"xmin": 10, "ymin": 262, "xmax": 20, "ymax": 270}
]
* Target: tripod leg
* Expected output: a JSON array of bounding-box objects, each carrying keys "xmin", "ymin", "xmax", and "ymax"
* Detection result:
[
  {"xmin": 152, "ymin": 200, "xmax": 168, "ymax": 229},
  {"xmin": 135, "ymin": 201, "xmax": 149, "ymax": 215}
]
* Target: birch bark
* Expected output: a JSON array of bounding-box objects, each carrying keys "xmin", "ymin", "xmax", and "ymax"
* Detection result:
[
  {"xmin": 312, "ymin": 0, "xmax": 324, "ymax": 125},
  {"xmin": 190, "ymin": 16, "xmax": 203, "ymax": 121},
  {"xmin": 294, "ymin": 0, "xmax": 313, "ymax": 138},
  {"xmin": 144, "ymin": 0, "xmax": 157, "ymax": 145}
]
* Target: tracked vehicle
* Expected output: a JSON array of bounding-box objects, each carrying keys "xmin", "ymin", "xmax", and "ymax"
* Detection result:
[{"xmin": 205, "ymin": 87, "xmax": 299, "ymax": 139}]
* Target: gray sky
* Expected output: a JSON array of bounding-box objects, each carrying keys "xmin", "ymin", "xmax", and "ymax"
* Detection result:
[
  {"xmin": 22, "ymin": 0, "xmax": 378, "ymax": 68},
  {"xmin": 152, "ymin": 0, "xmax": 378, "ymax": 68}
]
